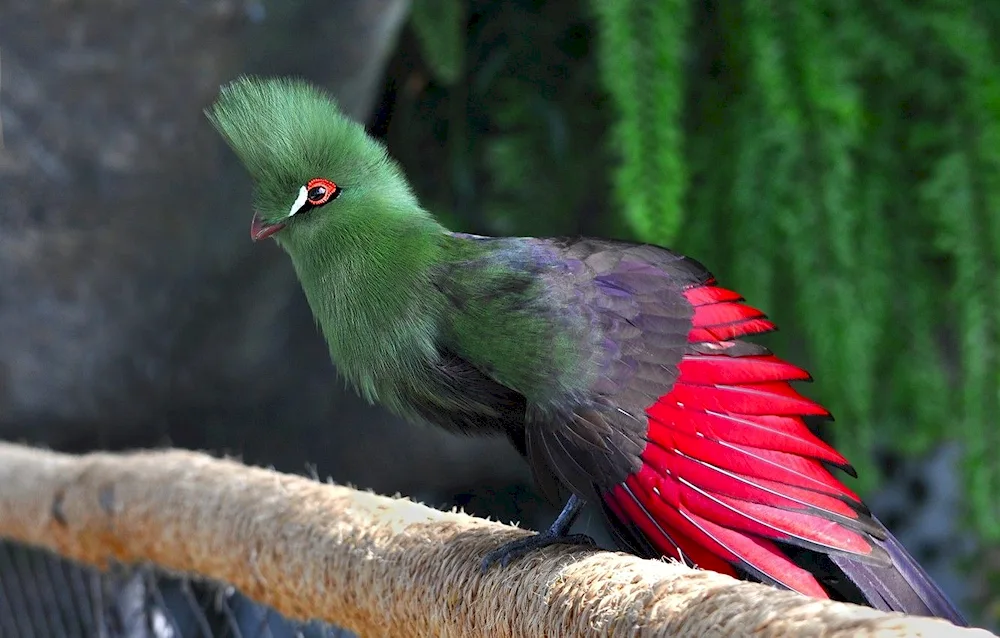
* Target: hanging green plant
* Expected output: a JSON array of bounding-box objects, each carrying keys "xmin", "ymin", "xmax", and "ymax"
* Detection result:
[{"xmin": 389, "ymin": 0, "xmax": 1000, "ymax": 541}]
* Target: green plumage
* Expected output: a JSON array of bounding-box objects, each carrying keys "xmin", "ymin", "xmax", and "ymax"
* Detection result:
[{"xmin": 207, "ymin": 77, "xmax": 590, "ymax": 419}]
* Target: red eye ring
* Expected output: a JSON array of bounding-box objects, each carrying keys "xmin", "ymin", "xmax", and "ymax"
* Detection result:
[{"xmin": 305, "ymin": 178, "xmax": 339, "ymax": 206}]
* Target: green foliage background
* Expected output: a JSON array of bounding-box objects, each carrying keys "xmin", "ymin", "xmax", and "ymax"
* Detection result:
[{"xmin": 392, "ymin": 0, "xmax": 1000, "ymax": 541}]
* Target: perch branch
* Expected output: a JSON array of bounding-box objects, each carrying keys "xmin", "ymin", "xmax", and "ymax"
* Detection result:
[{"xmin": 0, "ymin": 442, "xmax": 990, "ymax": 638}]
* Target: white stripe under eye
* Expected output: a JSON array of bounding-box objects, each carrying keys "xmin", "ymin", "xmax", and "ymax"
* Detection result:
[{"xmin": 287, "ymin": 185, "xmax": 308, "ymax": 217}]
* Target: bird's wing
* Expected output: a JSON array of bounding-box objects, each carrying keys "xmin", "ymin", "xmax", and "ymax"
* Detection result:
[
  {"xmin": 521, "ymin": 238, "xmax": 964, "ymax": 621},
  {"xmin": 438, "ymin": 235, "xmax": 964, "ymax": 621}
]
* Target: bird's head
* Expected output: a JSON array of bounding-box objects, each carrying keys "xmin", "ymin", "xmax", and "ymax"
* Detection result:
[{"xmin": 206, "ymin": 76, "xmax": 421, "ymax": 250}]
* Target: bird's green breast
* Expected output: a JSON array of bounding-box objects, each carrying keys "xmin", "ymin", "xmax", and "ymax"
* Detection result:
[{"xmin": 281, "ymin": 213, "xmax": 447, "ymax": 411}]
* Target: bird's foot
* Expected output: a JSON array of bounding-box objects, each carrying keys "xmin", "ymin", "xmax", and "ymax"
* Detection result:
[
  {"xmin": 480, "ymin": 531, "xmax": 596, "ymax": 572},
  {"xmin": 480, "ymin": 494, "xmax": 592, "ymax": 572}
]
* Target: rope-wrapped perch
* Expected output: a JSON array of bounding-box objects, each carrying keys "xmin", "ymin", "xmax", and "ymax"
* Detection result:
[{"xmin": 0, "ymin": 442, "xmax": 991, "ymax": 637}]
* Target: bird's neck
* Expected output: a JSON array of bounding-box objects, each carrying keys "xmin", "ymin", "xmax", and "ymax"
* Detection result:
[{"xmin": 285, "ymin": 211, "xmax": 447, "ymax": 405}]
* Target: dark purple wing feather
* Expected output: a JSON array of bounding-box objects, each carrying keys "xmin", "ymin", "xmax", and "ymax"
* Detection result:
[
  {"xmin": 831, "ymin": 518, "xmax": 968, "ymax": 625},
  {"xmin": 521, "ymin": 238, "xmax": 702, "ymax": 502}
]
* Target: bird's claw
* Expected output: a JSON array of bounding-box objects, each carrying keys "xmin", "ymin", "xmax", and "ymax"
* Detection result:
[{"xmin": 480, "ymin": 532, "xmax": 596, "ymax": 573}]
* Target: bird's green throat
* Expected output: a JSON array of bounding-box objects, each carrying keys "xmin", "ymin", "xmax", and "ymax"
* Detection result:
[{"xmin": 277, "ymin": 204, "xmax": 448, "ymax": 405}]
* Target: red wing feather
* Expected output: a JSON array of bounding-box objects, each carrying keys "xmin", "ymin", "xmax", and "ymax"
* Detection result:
[
  {"xmin": 617, "ymin": 470, "xmax": 830, "ymax": 598},
  {"xmin": 638, "ymin": 439, "xmax": 862, "ymax": 521},
  {"xmin": 608, "ymin": 482, "xmax": 738, "ymax": 576},
  {"xmin": 688, "ymin": 318, "xmax": 777, "ymax": 343},
  {"xmin": 691, "ymin": 301, "xmax": 767, "ymax": 327},
  {"xmin": 666, "ymin": 382, "xmax": 830, "ymax": 416},
  {"xmin": 683, "ymin": 286, "xmax": 743, "ymax": 305},
  {"xmin": 602, "ymin": 282, "xmax": 883, "ymax": 600},
  {"xmin": 646, "ymin": 402, "xmax": 849, "ymax": 467},
  {"xmin": 678, "ymin": 354, "xmax": 811, "ymax": 384},
  {"xmin": 644, "ymin": 424, "xmax": 857, "ymax": 503}
]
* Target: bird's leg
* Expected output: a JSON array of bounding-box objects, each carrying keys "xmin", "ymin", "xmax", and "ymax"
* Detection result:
[{"xmin": 480, "ymin": 494, "xmax": 596, "ymax": 572}]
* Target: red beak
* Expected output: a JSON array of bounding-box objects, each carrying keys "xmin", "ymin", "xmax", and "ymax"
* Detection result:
[{"xmin": 250, "ymin": 211, "xmax": 286, "ymax": 241}]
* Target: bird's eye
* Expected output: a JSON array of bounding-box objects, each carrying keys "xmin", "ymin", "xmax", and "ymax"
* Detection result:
[
  {"xmin": 305, "ymin": 178, "xmax": 339, "ymax": 206},
  {"xmin": 307, "ymin": 185, "xmax": 326, "ymax": 202},
  {"xmin": 287, "ymin": 178, "xmax": 341, "ymax": 219}
]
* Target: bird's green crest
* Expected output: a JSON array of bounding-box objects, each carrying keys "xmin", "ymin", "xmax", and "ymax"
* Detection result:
[{"xmin": 206, "ymin": 76, "xmax": 420, "ymax": 244}]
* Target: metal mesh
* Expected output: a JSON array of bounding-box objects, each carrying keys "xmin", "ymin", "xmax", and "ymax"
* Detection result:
[{"xmin": 0, "ymin": 542, "xmax": 354, "ymax": 638}]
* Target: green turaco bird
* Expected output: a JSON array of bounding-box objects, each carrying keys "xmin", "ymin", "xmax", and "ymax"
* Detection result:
[{"xmin": 207, "ymin": 76, "xmax": 966, "ymax": 625}]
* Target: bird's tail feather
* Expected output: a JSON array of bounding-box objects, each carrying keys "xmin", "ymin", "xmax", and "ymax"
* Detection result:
[{"xmin": 830, "ymin": 516, "xmax": 967, "ymax": 626}]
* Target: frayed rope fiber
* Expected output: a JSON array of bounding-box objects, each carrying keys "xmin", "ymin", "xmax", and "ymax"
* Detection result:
[{"xmin": 0, "ymin": 442, "xmax": 991, "ymax": 637}]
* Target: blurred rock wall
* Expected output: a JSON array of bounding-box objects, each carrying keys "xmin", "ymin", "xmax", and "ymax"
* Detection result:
[{"xmin": 0, "ymin": 0, "xmax": 525, "ymax": 496}]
